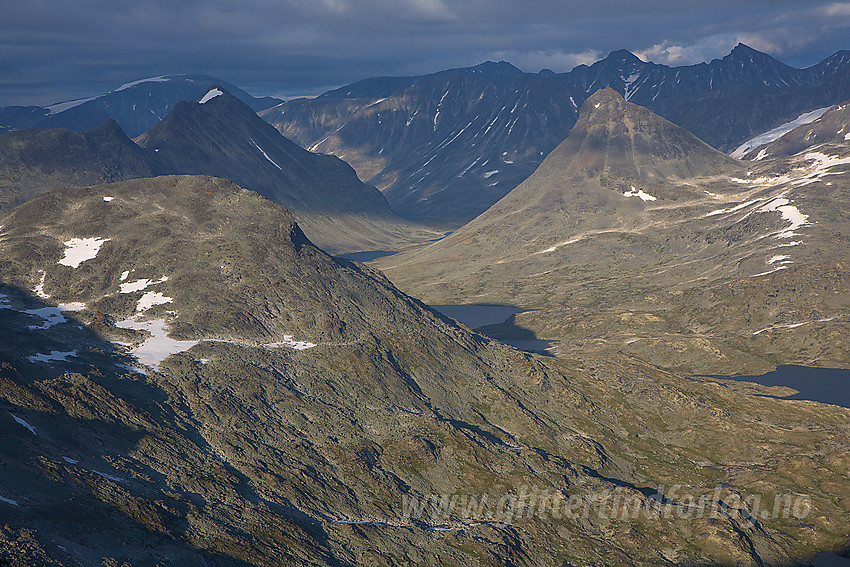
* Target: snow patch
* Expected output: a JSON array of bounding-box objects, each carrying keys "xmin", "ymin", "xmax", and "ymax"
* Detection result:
[
  {"xmin": 58, "ymin": 237, "xmax": 110, "ymax": 268},
  {"xmin": 115, "ymin": 75, "xmax": 170, "ymax": 91},
  {"xmin": 758, "ymin": 197, "xmax": 808, "ymax": 238},
  {"xmin": 103, "ymin": 196, "xmax": 114, "ymax": 202},
  {"xmin": 198, "ymin": 88, "xmax": 223, "ymax": 104},
  {"xmin": 249, "ymin": 138, "xmax": 283, "ymax": 170},
  {"xmin": 119, "ymin": 270, "xmax": 130, "ymax": 281},
  {"xmin": 28, "ymin": 350, "xmax": 77, "ymax": 364},
  {"xmin": 119, "ymin": 276, "xmax": 168, "ymax": 294},
  {"xmin": 482, "ymin": 170, "xmax": 499, "ymax": 179},
  {"xmin": 0, "ymin": 496, "xmax": 18, "ymax": 507},
  {"xmin": 92, "ymin": 470, "xmax": 127, "ymax": 483},
  {"xmin": 24, "ymin": 303, "xmax": 85, "ymax": 330},
  {"xmin": 768, "ymin": 255, "xmax": 790, "ymax": 264},
  {"xmin": 115, "ymin": 318, "xmax": 199, "ymax": 371},
  {"xmin": 623, "ymin": 186, "xmax": 657, "ymax": 201},
  {"xmin": 9, "ymin": 412, "xmax": 36, "ymax": 434},
  {"xmin": 136, "ymin": 292, "xmax": 173, "ymax": 312},
  {"xmin": 62, "ymin": 456, "xmax": 79, "ymax": 464},
  {"xmin": 730, "ymin": 107, "xmax": 831, "ymax": 159},
  {"xmin": 264, "ymin": 336, "xmax": 318, "ymax": 350},
  {"xmin": 34, "ymin": 271, "xmax": 49, "ymax": 299},
  {"xmin": 46, "ymin": 96, "xmax": 98, "ymax": 115}
]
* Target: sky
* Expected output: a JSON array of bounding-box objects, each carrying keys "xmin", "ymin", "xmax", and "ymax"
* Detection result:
[{"xmin": 2, "ymin": 0, "xmax": 850, "ymax": 107}]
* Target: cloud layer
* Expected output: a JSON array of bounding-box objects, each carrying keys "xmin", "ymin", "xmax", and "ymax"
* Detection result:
[{"xmin": 2, "ymin": 1, "xmax": 850, "ymax": 106}]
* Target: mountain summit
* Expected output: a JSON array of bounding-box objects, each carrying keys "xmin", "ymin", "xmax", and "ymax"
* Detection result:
[
  {"xmin": 134, "ymin": 86, "xmax": 424, "ymax": 253},
  {"xmin": 556, "ymin": 87, "xmax": 738, "ymax": 184}
]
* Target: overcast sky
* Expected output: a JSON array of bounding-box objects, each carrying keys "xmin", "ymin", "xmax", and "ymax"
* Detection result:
[{"xmin": 2, "ymin": 1, "xmax": 850, "ymax": 107}]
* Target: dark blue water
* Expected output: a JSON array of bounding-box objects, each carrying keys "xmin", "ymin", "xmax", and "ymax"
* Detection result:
[
  {"xmin": 721, "ymin": 365, "xmax": 850, "ymax": 408},
  {"xmin": 429, "ymin": 304, "xmax": 552, "ymax": 354},
  {"xmin": 335, "ymin": 250, "xmax": 398, "ymax": 262},
  {"xmin": 429, "ymin": 304, "xmax": 525, "ymax": 329},
  {"xmin": 813, "ymin": 552, "xmax": 850, "ymax": 567}
]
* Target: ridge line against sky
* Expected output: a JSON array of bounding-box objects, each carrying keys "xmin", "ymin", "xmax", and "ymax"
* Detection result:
[{"xmin": 2, "ymin": 0, "xmax": 850, "ymax": 107}]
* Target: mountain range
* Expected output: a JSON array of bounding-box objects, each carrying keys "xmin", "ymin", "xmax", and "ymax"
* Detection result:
[
  {"xmin": 1, "ymin": 46, "xmax": 850, "ymax": 566},
  {"xmin": 0, "ymin": 74, "xmax": 281, "ymax": 137},
  {"xmin": 0, "ymin": 174, "xmax": 848, "ymax": 565},
  {"xmin": 0, "ymin": 86, "xmax": 428, "ymax": 254},
  {"xmin": 263, "ymin": 44, "xmax": 850, "ymax": 223}
]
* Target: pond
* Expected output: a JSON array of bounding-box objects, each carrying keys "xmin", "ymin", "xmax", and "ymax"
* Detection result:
[
  {"xmin": 719, "ymin": 365, "xmax": 850, "ymax": 409},
  {"xmin": 429, "ymin": 304, "xmax": 552, "ymax": 354},
  {"xmin": 335, "ymin": 250, "xmax": 398, "ymax": 262}
]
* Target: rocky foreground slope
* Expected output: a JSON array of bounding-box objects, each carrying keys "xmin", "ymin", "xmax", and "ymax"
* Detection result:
[
  {"xmin": 376, "ymin": 88, "xmax": 850, "ymax": 376},
  {"xmin": 0, "ymin": 175, "xmax": 848, "ymax": 565}
]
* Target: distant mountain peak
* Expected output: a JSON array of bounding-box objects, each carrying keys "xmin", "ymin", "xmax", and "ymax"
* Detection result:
[
  {"xmin": 604, "ymin": 49, "xmax": 643, "ymax": 63},
  {"xmin": 565, "ymin": 87, "xmax": 738, "ymax": 182}
]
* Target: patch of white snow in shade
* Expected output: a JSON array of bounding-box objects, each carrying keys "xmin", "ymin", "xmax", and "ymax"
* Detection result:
[
  {"xmin": 9, "ymin": 412, "xmax": 36, "ymax": 434},
  {"xmin": 119, "ymin": 270, "xmax": 130, "ymax": 281},
  {"xmin": 62, "ymin": 456, "xmax": 79, "ymax": 464},
  {"xmin": 730, "ymin": 107, "xmax": 831, "ymax": 159},
  {"xmin": 845, "ymin": 132, "xmax": 850, "ymax": 141},
  {"xmin": 249, "ymin": 138, "xmax": 283, "ymax": 170},
  {"xmin": 0, "ymin": 496, "xmax": 18, "ymax": 507},
  {"xmin": 136, "ymin": 291, "xmax": 173, "ymax": 312},
  {"xmin": 768, "ymin": 255, "xmax": 790, "ymax": 264},
  {"xmin": 198, "ymin": 88, "xmax": 223, "ymax": 104},
  {"xmin": 119, "ymin": 276, "xmax": 168, "ymax": 294},
  {"xmin": 115, "ymin": 75, "xmax": 170, "ymax": 91},
  {"xmin": 115, "ymin": 318, "xmax": 199, "ymax": 371},
  {"xmin": 28, "ymin": 350, "xmax": 77, "ymax": 364},
  {"xmin": 264, "ymin": 336, "xmax": 317, "ymax": 350},
  {"xmin": 623, "ymin": 186, "xmax": 657, "ymax": 201},
  {"xmin": 92, "ymin": 470, "xmax": 126, "ymax": 483},
  {"xmin": 23, "ymin": 302, "xmax": 83, "ymax": 329},
  {"xmin": 482, "ymin": 170, "xmax": 499, "ymax": 179},
  {"xmin": 45, "ymin": 96, "xmax": 98, "ymax": 115},
  {"xmin": 102, "ymin": 196, "xmax": 114, "ymax": 202},
  {"xmin": 34, "ymin": 271, "xmax": 49, "ymax": 298},
  {"xmin": 115, "ymin": 363, "xmax": 145, "ymax": 374},
  {"xmin": 58, "ymin": 237, "xmax": 110, "ymax": 268}
]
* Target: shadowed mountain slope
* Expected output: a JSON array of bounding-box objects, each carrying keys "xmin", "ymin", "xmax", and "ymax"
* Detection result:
[
  {"xmin": 0, "ymin": 175, "xmax": 847, "ymax": 565},
  {"xmin": 264, "ymin": 45, "xmax": 850, "ymax": 223},
  {"xmin": 0, "ymin": 119, "xmax": 162, "ymax": 211}
]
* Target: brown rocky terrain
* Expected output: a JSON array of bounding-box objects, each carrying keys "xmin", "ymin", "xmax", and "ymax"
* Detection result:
[
  {"xmin": 0, "ymin": 175, "xmax": 848, "ymax": 565},
  {"xmin": 375, "ymin": 89, "xmax": 850, "ymax": 376}
]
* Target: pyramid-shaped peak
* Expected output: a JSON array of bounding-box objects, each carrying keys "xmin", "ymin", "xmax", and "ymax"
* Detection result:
[
  {"xmin": 604, "ymin": 49, "xmax": 643, "ymax": 63},
  {"xmin": 579, "ymin": 87, "xmax": 625, "ymax": 114}
]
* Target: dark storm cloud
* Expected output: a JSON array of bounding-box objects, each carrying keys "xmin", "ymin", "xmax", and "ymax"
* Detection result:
[{"xmin": 2, "ymin": 0, "xmax": 850, "ymax": 106}]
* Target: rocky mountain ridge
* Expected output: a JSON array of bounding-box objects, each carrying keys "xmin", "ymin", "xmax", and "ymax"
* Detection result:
[
  {"xmin": 263, "ymin": 44, "xmax": 850, "ymax": 223},
  {"xmin": 0, "ymin": 175, "xmax": 848, "ymax": 565}
]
